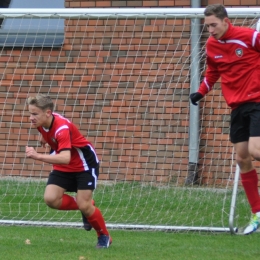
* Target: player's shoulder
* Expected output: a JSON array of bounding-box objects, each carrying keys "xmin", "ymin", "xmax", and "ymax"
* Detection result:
[
  {"xmin": 53, "ymin": 113, "xmax": 71, "ymax": 122},
  {"xmin": 53, "ymin": 113, "xmax": 71, "ymax": 128},
  {"xmin": 231, "ymin": 25, "xmax": 256, "ymax": 38}
]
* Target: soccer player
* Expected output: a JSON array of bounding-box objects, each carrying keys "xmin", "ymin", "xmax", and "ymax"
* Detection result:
[
  {"xmin": 25, "ymin": 94, "xmax": 112, "ymax": 248},
  {"xmin": 190, "ymin": 4, "xmax": 260, "ymax": 235}
]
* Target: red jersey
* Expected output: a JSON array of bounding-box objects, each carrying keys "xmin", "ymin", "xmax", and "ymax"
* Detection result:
[
  {"xmin": 198, "ymin": 23, "xmax": 260, "ymax": 109},
  {"xmin": 37, "ymin": 113, "xmax": 99, "ymax": 172}
]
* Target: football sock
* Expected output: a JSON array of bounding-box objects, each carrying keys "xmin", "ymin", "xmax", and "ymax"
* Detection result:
[
  {"xmin": 241, "ymin": 169, "xmax": 260, "ymax": 213},
  {"xmin": 87, "ymin": 207, "xmax": 109, "ymax": 236},
  {"xmin": 59, "ymin": 194, "xmax": 79, "ymax": 210}
]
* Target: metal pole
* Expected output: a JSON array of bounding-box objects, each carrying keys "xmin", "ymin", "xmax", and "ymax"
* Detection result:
[{"xmin": 186, "ymin": 0, "xmax": 201, "ymax": 185}]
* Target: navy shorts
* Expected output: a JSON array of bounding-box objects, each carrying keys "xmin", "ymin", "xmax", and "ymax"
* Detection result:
[
  {"xmin": 230, "ymin": 102, "xmax": 260, "ymax": 144},
  {"xmin": 47, "ymin": 166, "xmax": 99, "ymax": 192}
]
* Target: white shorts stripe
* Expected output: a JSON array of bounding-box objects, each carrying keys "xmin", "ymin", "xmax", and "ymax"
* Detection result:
[{"xmin": 92, "ymin": 168, "xmax": 98, "ymax": 189}]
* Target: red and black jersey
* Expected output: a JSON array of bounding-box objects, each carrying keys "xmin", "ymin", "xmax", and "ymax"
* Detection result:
[
  {"xmin": 198, "ymin": 23, "xmax": 260, "ymax": 109},
  {"xmin": 37, "ymin": 113, "xmax": 99, "ymax": 172}
]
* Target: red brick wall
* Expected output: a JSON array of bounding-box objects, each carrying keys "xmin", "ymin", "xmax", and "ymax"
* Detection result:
[{"xmin": 0, "ymin": 0, "xmax": 259, "ymax": 186}]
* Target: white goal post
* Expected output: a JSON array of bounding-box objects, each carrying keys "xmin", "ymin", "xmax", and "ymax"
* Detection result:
[{"xmin": 1, "ymin": 8, "xmax": 260, "ymax": 234}]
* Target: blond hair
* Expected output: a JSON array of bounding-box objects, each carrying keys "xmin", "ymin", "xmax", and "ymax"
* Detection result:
[{"xmin": 27, "ymin": 94, "xmax": 54, "ymax": 111}]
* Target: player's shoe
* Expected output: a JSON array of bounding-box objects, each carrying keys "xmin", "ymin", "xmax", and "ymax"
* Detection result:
[
  {"xmin": 81, "ymin": 200, "xmax": 95, "ymax": 231},
  {"xmin": 96, "ymin": 235, "xmax": 112, "ymax": 249},
  {"xmin": 243, "ymin": 212, "xmax": 260, "ymax": 235}
]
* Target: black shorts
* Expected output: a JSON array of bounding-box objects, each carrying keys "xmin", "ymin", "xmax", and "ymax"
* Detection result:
[
  {"xmin": 47, "ymin": 166, "xmax": 99, "ymax": 192},
  {"xmin": 230, "ymin": 102, "xmax": 260, "ymax": 143}
]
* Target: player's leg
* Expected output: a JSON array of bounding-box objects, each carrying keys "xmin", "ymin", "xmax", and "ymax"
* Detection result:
[
  {"xmin": 46, "ymin": 170, "xmax": 96, "ymax": 232},
  {"xmin": 235, "ymin": 141, "xmax": 254, "ymax": 173},
  {"xmin": 248, "ymin": 103, "xmax": 260, "ymax": 161},
  {"xmin": 76, "ymin": 168, "xmax": 111, "ymax": 248},
  {"xmin": 236, "ymin": 139, "xmax": 260, "ymax": 235},
  {"xmin": 231, "ymin": 104, "xmax": 260, "ymax": 234},
  {"xmin": 246, "ymin": 103, "xmax": 260, "ymax": 215},
  {"xmin": 44, "ymin": 184, "xmax": 67, "ymax": 209},
  {"xmin": 249, "ymin": 136, "xmax": 260, "ymax": 161},
  {"xmin": 45, "ymin": 170, "xmax": 79, "ymax": 210},
  {"xmin": 80, "ymin": 199, "xmax": 95, "ymax": 231},
  {"xmin": 77, "ymin": 189, "xmax": 111, "ymax": 248}
]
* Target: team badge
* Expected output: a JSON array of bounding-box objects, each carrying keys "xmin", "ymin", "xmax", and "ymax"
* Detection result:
[{"xmin": 235, "ymin": 48, "xmax": 243, "ymax": 57}]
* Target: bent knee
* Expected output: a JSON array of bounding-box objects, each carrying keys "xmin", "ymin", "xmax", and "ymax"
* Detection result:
[
  {"xmin": 236, "ymin": 156, "xmax": 253, "ymax": 172},
  {"xmin": 44, "ymin": 194, "xmax": 60, "ymax": 209}
]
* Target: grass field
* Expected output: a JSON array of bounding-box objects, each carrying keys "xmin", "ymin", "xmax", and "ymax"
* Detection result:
[
  {"xmin": 0, "ymin": 225, "xmax": 260, "ymax": 260},
  {"xmin": 0, "ymin": 179, "xmax": 256, "ymax": 259}
]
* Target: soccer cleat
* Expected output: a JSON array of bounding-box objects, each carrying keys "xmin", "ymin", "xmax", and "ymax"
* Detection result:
[
  {"xmin": 81, "ymin": 200, "xmax": 95, "ymax": 231},
  {"xmin": 96, "ymin": 235, "xmax": 112, "ymax": 249},
  {"xmin": 243, "ymin": 212, "xmax": 260, "ymax": 235}
]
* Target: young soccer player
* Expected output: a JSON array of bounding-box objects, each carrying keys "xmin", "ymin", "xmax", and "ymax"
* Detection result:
[
  {"xmin": 190, "ymin": 4, "xmax": 260, "ymax": 235},
  {"xmin": 26, "ymin": 94, "xmax": 112, "ymax": 248}
]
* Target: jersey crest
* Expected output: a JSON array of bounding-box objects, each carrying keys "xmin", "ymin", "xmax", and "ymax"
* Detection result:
[{"xmin": 235, "ymin": 48, "xmax": 243, "ymax": 57}]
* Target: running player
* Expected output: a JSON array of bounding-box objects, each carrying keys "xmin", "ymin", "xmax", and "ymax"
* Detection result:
[{"xmin": 26, "ymin": 94, "xmax": 112, "ymax": 247}]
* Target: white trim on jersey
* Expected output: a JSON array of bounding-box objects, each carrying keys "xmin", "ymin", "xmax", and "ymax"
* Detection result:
[
  {"xmin": 55, "ymin": 125, "xmax": 69, "ymax": 137},
  {"xmin": 252, "ymin": 31, "xmax": 258, "ymax": 47},
  {"xmin": 203, "ymin": 78, "xmax": 211, "ymax": 92},
  {"xmin": 42, "ymin": 126, "xmax": 49, "ymax": 132},
  {"xmin": 218, "ymin": 39, "xmax": 248, "ymax": 48}
]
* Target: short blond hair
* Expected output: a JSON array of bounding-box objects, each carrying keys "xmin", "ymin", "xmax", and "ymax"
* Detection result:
[{"xmin": 27, "ymin": 94, "xmax": 54, "ymax": 111}]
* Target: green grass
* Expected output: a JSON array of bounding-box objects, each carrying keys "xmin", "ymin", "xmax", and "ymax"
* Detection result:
[
  {"xmin": 0, "ymin": 225, "xmax": 259, "ymax": 260},
  {"xmin": 0, "ymin": 179, "xmax": 256, "ymax": 259}
]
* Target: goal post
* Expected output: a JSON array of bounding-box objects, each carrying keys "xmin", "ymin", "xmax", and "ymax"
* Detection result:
[{"xmin": 1, "ymin": 8, "xmax": 260, "ymax": 233}]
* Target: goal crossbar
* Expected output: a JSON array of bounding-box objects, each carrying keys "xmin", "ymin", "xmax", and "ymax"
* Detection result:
[{"xmin": 0, "ymin": 8, "xmax": 259, "ymax": 19}]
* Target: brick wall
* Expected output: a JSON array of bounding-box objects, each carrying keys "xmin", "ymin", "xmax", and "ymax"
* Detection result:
[{"xmin": 0, "ymin": 0, "xmax": 259, "ymax": 186}]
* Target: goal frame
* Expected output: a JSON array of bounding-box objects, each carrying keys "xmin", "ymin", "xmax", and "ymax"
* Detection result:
[
  {"xmin": 1, "ymin": 7, "xmax": 260, "ymax": 233},
  {"xmin": 0, "ymin": 8, "xmax": 260, "ymax": 18}
]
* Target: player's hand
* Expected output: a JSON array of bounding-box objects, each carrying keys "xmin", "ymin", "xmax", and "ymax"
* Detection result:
[
  {"xmin": 190, "ymin": 92, "xmax": 204, "ymax": 106},
  {"xmin": 25, "ymin": 146, "xmax": 40, "ymax": 160}
]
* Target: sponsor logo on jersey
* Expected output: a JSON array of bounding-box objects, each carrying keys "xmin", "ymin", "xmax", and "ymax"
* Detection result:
[
  {"xmin": 214, "ymin": 55, "xmax": 223, "ymax": 59},
  {"xmin": 235, "ymin": 48, "xmax": 243, "ymax": 57}
]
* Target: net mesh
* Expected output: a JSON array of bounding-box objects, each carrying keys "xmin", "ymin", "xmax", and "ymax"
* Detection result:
[{"xmin": 0, "ymin": 11, "xmax": 259, "ymax": 231}]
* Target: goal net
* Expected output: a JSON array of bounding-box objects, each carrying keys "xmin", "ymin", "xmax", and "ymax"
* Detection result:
[{"xmin": 0, "ymin": 8, "xmax": 259, "ymax": 233}]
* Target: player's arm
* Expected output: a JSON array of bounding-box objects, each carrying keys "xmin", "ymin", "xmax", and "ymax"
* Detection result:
[
  {"xmin": 25, "ymin": 146, "xmax": 71, "ymax": 164},
  {"xmin": 252, "ymin": 30, "xmax": 260, "ymax": 52},
  {"xmin": 190, "ymin": 51, "xmax": 220, "ymax": 105}
]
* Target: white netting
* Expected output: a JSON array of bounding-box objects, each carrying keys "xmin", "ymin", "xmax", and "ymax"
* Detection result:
[{"xmin": 0, "ymin": 8, "xmax": 260, "ymax": 232}]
